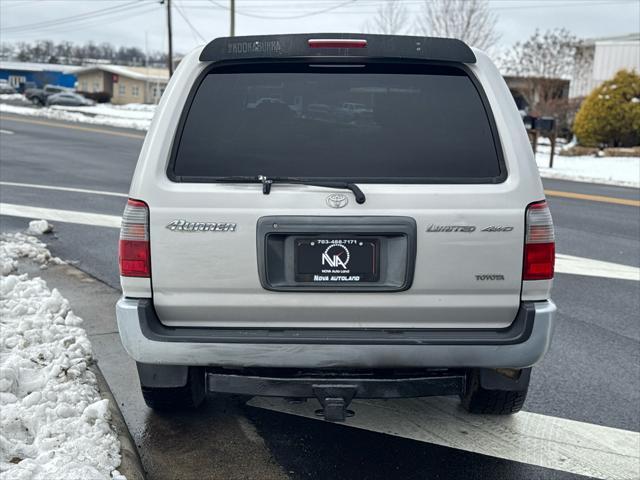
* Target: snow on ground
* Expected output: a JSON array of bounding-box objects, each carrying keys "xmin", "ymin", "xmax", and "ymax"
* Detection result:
[
  {"xmin": 26, "ymin": 221, "xmax": 53, "ymax": 236},
  {"xmin": 0, "ymin": 232, "xmax": 125, "ymax": 480},
  {"xmin": 0, "ymin": 94, "xmax": 30, "ymax": 106},
  {"xmin": 535, "ymin": 144, "xmax": 640, "ymax": 188},
  {"xmin": 0, "ymin": 103, "xmax": 153, "ymax": 131},
  {"xmin": 51, "ymin": 104, "xmax": 155, "ymax": 122}
]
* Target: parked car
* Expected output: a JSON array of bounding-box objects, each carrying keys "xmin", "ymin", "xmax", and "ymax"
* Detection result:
[
  {"xmin": 116, "ymin": 34, "xmax": 556, "ymax": 421},
  {"xmin": 0, "ymin": 79, "xmax": 16, "ymax": 94},
  {"xmin": 46, "ymin": 92, "xmax": 95, "ymax": 107},
  {"xmin": 25, "ymin": 84, "xmax": 71, "ymax": 106}
]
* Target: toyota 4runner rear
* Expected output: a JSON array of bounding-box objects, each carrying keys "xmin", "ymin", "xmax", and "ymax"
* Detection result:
[{"xmin": 116, "ymin": 34, "xmax": 556, "ymax": 421}]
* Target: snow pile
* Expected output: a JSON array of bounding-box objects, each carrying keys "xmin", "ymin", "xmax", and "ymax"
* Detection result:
[
  {"xmin": 0, "ymin": 234, "xmax": 125, "ymax": 480},
  {"xmin": 0, "ymin": 94, "xmax": 30, "ymax": 105},
  {"xmin": 51, "ymin": 104, "xmax": 155, "ymax": 122},
  {"xmin": 0, "ymin": 233, "xmax": 63, "ymax": 276},
  {"xmin": 26, "ymin": 221, "xmax": 53, "ymax": 236},
  {"xmin": 0, "ymin": 104, "xmax": 151, "ymax": 131}
]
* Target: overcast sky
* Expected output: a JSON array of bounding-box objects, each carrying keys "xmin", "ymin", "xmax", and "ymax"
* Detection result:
[{"xmin": 1, "ymin": 0, "xmax": 639, "ymax": 57}]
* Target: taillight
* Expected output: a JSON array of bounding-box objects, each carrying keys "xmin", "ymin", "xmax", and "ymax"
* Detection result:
[
  {"xmin": 523, "ymin": 201, "xmax": 555, "ymax": 280},
  {"xmin": 119, "ymin": 198, "xmax": 150, "ymax": 277},
  {"xmin": 308, "ymin": 38, "xmax": 367, "ymax": 49}
]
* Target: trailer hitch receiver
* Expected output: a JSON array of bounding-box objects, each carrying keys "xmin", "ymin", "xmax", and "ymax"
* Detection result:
[{"xmin": 313, "ymin": 384, "xmax": 357, "ymax": 422}]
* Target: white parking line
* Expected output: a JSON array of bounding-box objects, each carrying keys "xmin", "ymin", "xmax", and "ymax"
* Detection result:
[
  {"xmin": 556, "ymin": 254, "xmax": 639, "ymax": 281},
  {"xmin": 0, "ymin": 203, "xmax": 121, "ymax": 228},
  {"xmin": 0, "ymin": 129, "xmax": 14, "ymax": 135},
  {"xmin": 249, "ymin": 396, "xmax": 640, "ymax": 480},
  {"xmin": 0, "ymin": 202, "xmax": 638, "ymax": 282},
  {"xmin": 0, "ymin": 181, "xmax": 128, "ymax": 198}
]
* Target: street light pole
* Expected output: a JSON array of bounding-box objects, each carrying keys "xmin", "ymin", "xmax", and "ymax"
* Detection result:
[
  {"xmin": 230, "ymin": 0, "xmax": 235, "ymax": 37},
  {"xmin": 165, "ymin": 0, "xmax": 174, "ymax": 76}
]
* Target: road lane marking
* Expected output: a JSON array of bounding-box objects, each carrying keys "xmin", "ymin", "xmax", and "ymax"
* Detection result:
[
  {"xmin": 0, "ymin": 181, "xmax": 128, "ymax": 198},
  {"xmin": 1, "ymin": 203, "xmax": 638, "ymax": 282},
  {"xmin": 0, "ymin": 129, "xmax": 14, "ymax": 135},
  {"xmin": 249, "ymin": 396, "xmax": 640, "ymax": 480},
  {"xmin": 556, "ymin": 254, "xmax": 639, "ymax": 281},
  {"xmin": 0, "ymin": 203, "xmax": 121, "ymax": 229},
  {"xmin": 545, "ymin": 189, "xmax": 640, "ymax": 207},
  {"xmin": 0, "ymin": 115, "xmax": 146, "ymax": 140}
]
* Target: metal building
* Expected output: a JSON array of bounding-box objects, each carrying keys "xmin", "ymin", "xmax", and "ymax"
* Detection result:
[{"xmin": 570, "ymin": 33, "xmax": 640, "ymax": 98}]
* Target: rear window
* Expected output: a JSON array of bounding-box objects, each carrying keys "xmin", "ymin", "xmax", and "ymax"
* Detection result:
[{"xmin": 171, "ymin": 63, "xmax": 504, "ymax": 182}]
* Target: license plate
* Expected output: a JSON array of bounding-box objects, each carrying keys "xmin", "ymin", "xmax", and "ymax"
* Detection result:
[{"xmin": 295, "ymin": 237, "xmax": 379, "ymax": 283}]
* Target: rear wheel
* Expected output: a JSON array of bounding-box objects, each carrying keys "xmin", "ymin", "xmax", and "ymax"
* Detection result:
[
  {"xmin": 461, "ymin": 368, "xmax": 530, "ymax": 415},
  {"xmin": 140, "ymin": 366, "xmax": 206, "ymax": 411},
  {"xmin": 31, "ymin": 97, "xmax": 43, "ymax": 106}
]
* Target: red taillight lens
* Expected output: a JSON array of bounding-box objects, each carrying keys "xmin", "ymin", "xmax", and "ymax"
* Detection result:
[
  {"xmin": 523, "ymin": 201, "xmax": 555, "ymax": 280},
  {"xmin": 308, "ymin": 39, "xmax": 367, "ymax": 49},
  {"xmin": 524, "ymin": 242, "xmax": 555, "ymax": 280},
  {"xmin": 119, "ymin": 199, "xmax": 150, "ymax": 277}
]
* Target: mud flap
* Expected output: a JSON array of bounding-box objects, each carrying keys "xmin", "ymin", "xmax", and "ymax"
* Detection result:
[
  {"xmin": 136, "ymin": 363, "xmax": 189, "ymax": 388},
  {"xmin": 476, "ymin": 368, "xmax": 532, "ymax": 392}
]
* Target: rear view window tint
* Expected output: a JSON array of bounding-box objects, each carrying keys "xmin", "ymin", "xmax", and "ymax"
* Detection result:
[{"xmin": 172, "ymin": 64, "xmax": 503, "ymax": 182}]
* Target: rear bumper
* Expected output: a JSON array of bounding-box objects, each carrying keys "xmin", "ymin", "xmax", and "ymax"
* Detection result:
[{"xmin": 116, "ymin": 298, "xmax": 556, "ymax": 369}]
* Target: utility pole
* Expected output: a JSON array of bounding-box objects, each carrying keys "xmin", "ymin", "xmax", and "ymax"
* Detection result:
[
  {"xmin": 230, "ymin": 0, "xmax": 235, "ymax": 37},
  {"xmin": 163, "ymin": 0, "xmax": 174, "ymax": 76}
]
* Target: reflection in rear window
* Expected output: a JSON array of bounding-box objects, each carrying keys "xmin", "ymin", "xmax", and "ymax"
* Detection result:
[{"xmin": 172, "ymin": 64, "xmax": 503, "ymax": 182}]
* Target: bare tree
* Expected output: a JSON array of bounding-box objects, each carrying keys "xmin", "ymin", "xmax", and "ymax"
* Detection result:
[
  {"xmin": 500, "ymin": 29, "xmax": 584, "ymax": 107},
  {"xmin": 362, "ymin": 0, "xmax": 409, "ymax": 35},
  {"xmin": 417, "ymin": 0, "xmax": 499, "ymax": 51},
  {"xmin": 500, "ymin": 29, "xmax": 581, "ymax": 80},
  {"xmin": 500, "ymin": 29, "xmax": 585, "ymax": 128}
]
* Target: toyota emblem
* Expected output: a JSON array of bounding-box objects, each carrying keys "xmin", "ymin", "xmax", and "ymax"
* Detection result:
[{"xmin": 326, "ymin": 193, "xmax": 349, "ymax": 209}]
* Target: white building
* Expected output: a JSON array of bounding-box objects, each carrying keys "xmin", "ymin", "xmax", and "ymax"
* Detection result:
[{"xmin": 570, "ymin": 33, "xmax": 640, "ymax": 98}]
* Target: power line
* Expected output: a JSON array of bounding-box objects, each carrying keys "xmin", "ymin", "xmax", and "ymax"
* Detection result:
[
  {"xmin": 183, "ymin": 0, "xmax": 636, "ymax": 13},
  {"xmin": 205, "ymin": 0, "xmax": 358, "ymax": 20},
  {"xmin": 2, "ymin": 4, "xmax": 160, "ymax": 38},
  {"xmin": 174, "ymin": 0, "xmax": 207, "ymax": 43},
  {"xmin": 1, "ymin": 1, "xmax": 143, "ymax": 33}
]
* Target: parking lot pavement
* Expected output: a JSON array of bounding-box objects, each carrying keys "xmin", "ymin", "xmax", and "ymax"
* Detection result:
[{"xmin": 1, "ymin": 115, "xmax": 639, "ymax": 479}]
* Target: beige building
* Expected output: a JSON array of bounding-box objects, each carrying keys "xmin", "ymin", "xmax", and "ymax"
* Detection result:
[{"xmin": 72, "ymin": 64, "xmax": 169, "ymax": 104}]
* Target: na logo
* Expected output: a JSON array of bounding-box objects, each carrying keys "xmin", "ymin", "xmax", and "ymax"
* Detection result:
[{"xmin": 322, "ymin": 244, "xmax": 350, "ymax": 269}]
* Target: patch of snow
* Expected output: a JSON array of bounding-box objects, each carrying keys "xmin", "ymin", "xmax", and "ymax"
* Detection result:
[
  {"xmin": 0, "ymin": 94, "xmax": 30, "ymax": 105},
  {"xmin": 0, "ymin": 104, "xmax": 151, "ymax": 131},
  {"xmin": 535, "ymin": 145, "xmax": 640, "ymax": 187},
  {"xmin": 108, "ymin": 103, "xmax": 156, "ymax": 112},
  {"xmin": 26, "ymin": 220, "xmax": 53, "ymax": 236},
  {"xmin": 51, "ymin": 104, "xmax": 155, "ymax": 121},
  {"xmin": 0, "ymin": 233, "xmax": 63, "ymax": 275},
  {"xmin": 0, "ymin": 233, "xmax": 125, "ymax": 480}
]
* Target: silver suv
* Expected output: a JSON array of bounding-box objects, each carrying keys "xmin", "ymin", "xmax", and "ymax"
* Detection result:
[{"xmin": 116, "ymin": 34, "xmax": 556, "ymax": 421}]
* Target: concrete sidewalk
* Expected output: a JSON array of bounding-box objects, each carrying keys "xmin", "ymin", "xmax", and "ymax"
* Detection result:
[{"xmin": 28, "ymin": 261, "xmax": 286, "ymax": 480}]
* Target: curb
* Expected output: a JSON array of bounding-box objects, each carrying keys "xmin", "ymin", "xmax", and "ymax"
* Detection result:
[{"xmin": 91, "ymin": 363, "xmax": 146, "ymax": 480}]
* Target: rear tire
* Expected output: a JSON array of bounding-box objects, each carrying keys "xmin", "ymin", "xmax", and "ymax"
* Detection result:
[
  {"xmin": 461, "ymin": 368, "xmax": 530, "ymax": 415},
  {"xmin": 141, "ymin": 367, "xmax": 206, "ymax": 411}
]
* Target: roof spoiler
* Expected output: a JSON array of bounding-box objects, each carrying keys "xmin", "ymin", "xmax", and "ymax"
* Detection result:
[{"xmin": 199, "ymin": 33, "xmax": 476, "ymax": 64}]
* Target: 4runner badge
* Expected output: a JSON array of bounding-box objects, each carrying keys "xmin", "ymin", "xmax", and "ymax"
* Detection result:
[
  {"xmin": 166, "ymin": 220, "xmax": 237, "ymax": 232},
  {"xmin": 326, "ymin": 193, "xmax": 349, "ymax": 209}
]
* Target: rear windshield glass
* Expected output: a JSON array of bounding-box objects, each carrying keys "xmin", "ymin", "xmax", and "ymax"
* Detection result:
[{"xmin": 172, "ymin": 64, "xmax": 503, "ymax": 182}]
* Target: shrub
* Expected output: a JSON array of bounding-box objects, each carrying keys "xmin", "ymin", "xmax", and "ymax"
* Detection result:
[{"xmin": 573, "ymin": 70, "xmax": 640, "ymax": 147}]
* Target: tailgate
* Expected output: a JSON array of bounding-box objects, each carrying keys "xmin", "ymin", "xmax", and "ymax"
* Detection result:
[{"xmin": 149, "ymin": 186, "xmax": 525, "ymax": 329}]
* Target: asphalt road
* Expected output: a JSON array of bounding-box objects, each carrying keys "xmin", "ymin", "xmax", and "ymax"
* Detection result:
[{"xmin": 1, "ymin": 114, "xmax": 639, "ymax": 480}]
